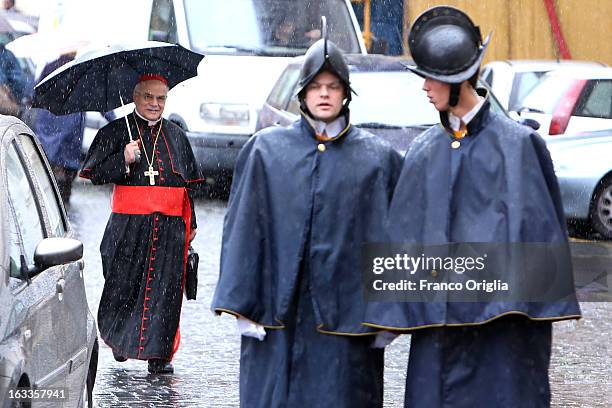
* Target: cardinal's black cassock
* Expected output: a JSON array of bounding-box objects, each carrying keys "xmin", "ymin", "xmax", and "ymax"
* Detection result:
[{"xmin": 80, "ymin": 112, "xmax": 202, "ymax": 361}]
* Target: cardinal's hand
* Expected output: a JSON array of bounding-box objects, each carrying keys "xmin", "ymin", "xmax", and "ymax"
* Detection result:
[{"xmin": 124, "ymin": 140, "xmax": 141, "ymax": 164}]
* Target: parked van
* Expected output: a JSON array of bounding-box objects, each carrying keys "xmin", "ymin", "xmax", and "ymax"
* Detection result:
[{"xmin": 40, "ymin": 0, "xmax": 366, "ymax": 193}]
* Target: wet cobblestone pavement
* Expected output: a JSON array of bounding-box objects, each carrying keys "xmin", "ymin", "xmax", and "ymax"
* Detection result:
[{"xmin": 69, "ymin": 182, "xmax": 611, "ymax": 407}]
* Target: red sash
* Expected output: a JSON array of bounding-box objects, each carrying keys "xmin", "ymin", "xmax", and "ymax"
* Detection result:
[
  {"xmin": 111, "ymin": 185, "xmax": 192, "ymax": 357},
  {"xmin": 111, "ymin": 185, "xmax": 192, "ymax": 246}
]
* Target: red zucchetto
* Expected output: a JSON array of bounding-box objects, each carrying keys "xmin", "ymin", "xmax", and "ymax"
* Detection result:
[{"xmin": 137, "ymin": 73, "xmax": 168, "ymax": 85}]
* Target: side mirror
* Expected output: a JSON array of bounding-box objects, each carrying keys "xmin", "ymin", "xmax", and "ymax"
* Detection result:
[
  {"xmin": 22, "ymin": 238, "xmax": 83, "ymax": 278},
  {"xmin": 519, "ymin": 118, "xmax": 540, "ymax": 131}
]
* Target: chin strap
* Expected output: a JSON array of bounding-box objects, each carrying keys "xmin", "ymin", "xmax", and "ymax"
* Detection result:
[{"xmin": 449, "ymin": 83, "xmax": 461, "ymax": 107}]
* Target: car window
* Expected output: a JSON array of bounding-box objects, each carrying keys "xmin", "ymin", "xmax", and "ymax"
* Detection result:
[
  {"xmin": 482, "ymin": 81, "xmax": 508, "ymax": 117},
  {"xmin": 574, "ymin": 80, "xmax": 612, "ymax": 119},
  {"xmin": 7, "ymin": 208, "xmax": 22, "ymax": 278},
  {"xmin": 480, "ymin": 67, "xmax": 493, "ymax": 86},
  {"xmin": 287, "ymin": 97, "xmax": 301, "ymax": 116},
  {"xmin": 349, "ymin": 71, "xmax": 438, "ymax": 127},
  {"xmin": 267, "ymin": 66, "xmax": 301, "ymax": 110},
  {"xmin": 520, "ymin": 75, "xmax": 574, "ymax": 113},
  {"xmin": 5, "ymin": 142, "xmax": 44, "ymax": 275},
  {"xmin": 149, "ymin": 0, "xmax": 178, "ymax": 43},
  {"xmin": 508, "ymin": 72, "xmax": 545, "ymax": 111},
  {"xmin": 18, "ymin": 135, "xmax": 66, "ymax": 236},
  {"xmin": 521, "ymin": 75, "xmax": 574, "ymax": 114},
  {"xmin": 183, "ymin": 0, "xmax": 360, "ymax": 55}
]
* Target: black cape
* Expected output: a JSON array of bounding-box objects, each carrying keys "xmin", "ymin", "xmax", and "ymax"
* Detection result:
[
  {"xmin": 364, "ymin": 101, "xmax": 581, "ymax": 330},
  {"xmin": 212, "ymin": 117, "xmax": 403, "ymax": 333},
  {"xmin": 80, "ymin": 113, "xmax": 202, "ymax": 360}
]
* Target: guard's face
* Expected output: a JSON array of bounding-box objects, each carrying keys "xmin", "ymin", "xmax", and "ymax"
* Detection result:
[
  {"xmin": 304, "ymin": 71, "xmax": 346, "ymax": 123},
  {"xmin": 133, "ymin": 80, "xmax": 169, "ymax": 121},
  {"xmin": 423, "ymin": 77, "xmax": 450, "ymax": 111}
]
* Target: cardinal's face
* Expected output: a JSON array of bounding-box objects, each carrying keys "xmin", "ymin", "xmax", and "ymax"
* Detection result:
[{"xmin": 133, "ymin": 80, "xmax": 169, "ymax": 121}]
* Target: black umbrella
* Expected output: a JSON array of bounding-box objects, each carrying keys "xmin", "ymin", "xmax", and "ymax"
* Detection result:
[{"xmin": 32, "ymin": 41, "xmax": 204, "ymax": 115}]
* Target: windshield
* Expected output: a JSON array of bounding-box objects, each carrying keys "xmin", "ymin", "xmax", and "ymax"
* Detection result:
[
  {"xmin": 349, "ymin": 72, "xmax": 438, "ymax": 127},
  {"xmin": 183, "ymin": 0, "xmax": 360, "ymax": 56},
  {"xmin": 508, "ymin": 71, "xmax": 547, "ymax": 111},
  {"xmin": 520, "ymin": 75, "xmax": 573, "ymax": 113}
]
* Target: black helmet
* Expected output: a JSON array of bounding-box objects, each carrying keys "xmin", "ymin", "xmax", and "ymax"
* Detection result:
[
  {"xmin": 295, "ymin": 38, "xmax": 354, "ymax": 99},
  {"xmin": 406, "ymin": 6, "xmax": 490, "ymax": 84}
]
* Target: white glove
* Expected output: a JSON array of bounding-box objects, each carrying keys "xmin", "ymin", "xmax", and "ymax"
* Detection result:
[
  {"xmin": 370, "ymin": 331, "xmax": 399, "ymax": 348},
  {"xmin": 237, "ymin": 317, "xmax": 266, "ymax": 341}
]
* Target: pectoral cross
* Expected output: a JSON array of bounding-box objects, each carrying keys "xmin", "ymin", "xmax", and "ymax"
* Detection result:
[{"xmin": 144, "ymin": 165, "xmax": 159, "ymax": 185}]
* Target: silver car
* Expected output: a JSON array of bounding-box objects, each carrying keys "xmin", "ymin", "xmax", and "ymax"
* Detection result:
[
  {"xmin": 480, "ymin": 60, "xmax": 607, "ymax": 113},
  {"xmin": 0, "ymin": 116, "xmax": 98, "ymax": 407},
  {"xmin": 546, "ymin": 130, "xmax": 612, "ymax": 239}
]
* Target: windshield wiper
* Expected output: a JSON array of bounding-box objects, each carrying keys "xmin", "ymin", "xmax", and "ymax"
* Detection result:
[
  {"xmin": 355, "ymin": 122, "xmax": 437, "ymax": 129},
  {"xmin": 355, "ymin": 122, "xmax": 403, "ymax": 129},
  {"xmin": 203, "ymin": 44, "xmax": 273, "ymax": 56},
  {"xmin": 517, "ymin": 106, "xmax": 545, "ymax": 114}
]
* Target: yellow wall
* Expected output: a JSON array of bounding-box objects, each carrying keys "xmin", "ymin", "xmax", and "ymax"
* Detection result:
[{"xmin": 404, "ymin": 0, "xmax": 612, "ymax": 65}]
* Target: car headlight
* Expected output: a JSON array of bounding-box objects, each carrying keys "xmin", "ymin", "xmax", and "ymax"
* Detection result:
[{"xmin": 200, "ymin": 103, "xmax": 250, "ymax": 127}]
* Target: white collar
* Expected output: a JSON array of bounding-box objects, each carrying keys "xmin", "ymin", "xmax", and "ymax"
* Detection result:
[
  {"xmin": 134, "ymin": 109, "xmax": 162, "ymax": 126},
  {"xmin": 314, "ymin": 116, "xmax": 346, "ymax": 138},
  {"xmin": 448, "ymin": 96, "xmax": 485, "ymax": 131}
]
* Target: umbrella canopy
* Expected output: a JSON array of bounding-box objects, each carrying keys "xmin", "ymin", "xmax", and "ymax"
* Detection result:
[
  {"xmin": 32, "ymin": 41, "xmax": 204, "ymax": 115},
  {"xmin": 6, "ymin": 31, "xmax": 90, "ymax": 63}
]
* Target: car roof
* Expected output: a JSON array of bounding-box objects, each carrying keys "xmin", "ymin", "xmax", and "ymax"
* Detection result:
[
  {"xmin": 483, "ymin": 59, "xmax": 608, "ymax": 73},
  {"xmin": 0, "ymin": 115, "xmax": 29, "ymax": 146},
  {"xmin": 289, "ymin": 53, "xmax": 412, "ymax": 72},
  {"xmin": 542, "ymin": 66, "xmax": 612, "ymax": 80}
]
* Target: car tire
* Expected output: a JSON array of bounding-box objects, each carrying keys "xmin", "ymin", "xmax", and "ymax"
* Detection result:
[{"xmin": 590, "ymin": 176, "xmax": 612, "ymax": 239}]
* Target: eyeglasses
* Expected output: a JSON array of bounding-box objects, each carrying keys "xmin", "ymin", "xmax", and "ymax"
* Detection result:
[{"xmin": 135, "ymin": 91, "xmax": 167, "ymax": 103}]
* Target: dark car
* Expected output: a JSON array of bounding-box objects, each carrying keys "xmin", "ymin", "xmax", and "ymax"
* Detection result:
[
  {"xmin": 257, "ymin": 54, "xmax": 511, "ymax": 154},
  {"xmin": 0, "ymin": 116, "xmax": 97, "ymax": 407}
]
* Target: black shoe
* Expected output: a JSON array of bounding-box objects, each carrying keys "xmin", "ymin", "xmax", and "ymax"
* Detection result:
[
  {"xmin": 113, "ymin": 352, "xmax": 127, "ymax": 362},
  {"xmin": 148, "ymin": 359, "xmax": 174, "ymax": 374}
]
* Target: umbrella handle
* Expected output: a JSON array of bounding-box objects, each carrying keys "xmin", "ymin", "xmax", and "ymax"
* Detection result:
[
  {"xmin": 119, "ymin": 94, "xmax": 140, "ymax": 163},
  {"xmin": 119, "ymin": 94, "xmax": 135, "ymax": 142}
]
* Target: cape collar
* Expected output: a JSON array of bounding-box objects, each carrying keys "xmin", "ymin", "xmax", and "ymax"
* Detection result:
[
  {"xmin": 440, "ymin": 88, "xmax": 491, "ymax": 137},
  {"xmin": 300, "ymin": 110, "xmax": 352, "ymax": 143},
  {"xmin": 448, "ymin": 97, "xmax": 485, "ymax": 131},
  {"xmin": 312, "ymin": 116, "xmax": 346, "ymax": 138}
]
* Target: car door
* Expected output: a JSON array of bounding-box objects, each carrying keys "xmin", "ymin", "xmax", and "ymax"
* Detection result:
[
  {"xmin": 5, "ymin": 138, "xmax": 67, "ymax": 398},
  {"xmin": 15, "ymin": 133, "xmax": 89, "ymax": 407}
]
